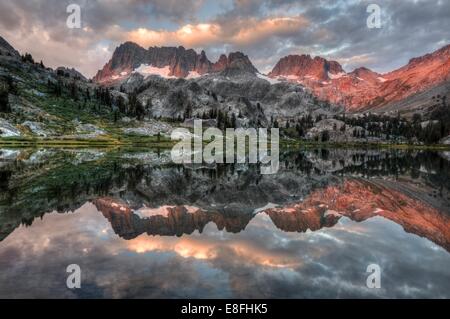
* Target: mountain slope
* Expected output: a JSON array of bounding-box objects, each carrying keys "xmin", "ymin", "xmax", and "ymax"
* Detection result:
[{"xmin": 0, "ymin": 36, "xmax": 20, "ymax": 58}]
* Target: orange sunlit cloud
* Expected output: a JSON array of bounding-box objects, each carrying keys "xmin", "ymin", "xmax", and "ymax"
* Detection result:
[
  {"xmin": 125, "ymin": 16, "xmax": 309, "ymax": 49},
  {"xmin": 126, "ymin": 235, "xmax": 302, "ymax": 268}
]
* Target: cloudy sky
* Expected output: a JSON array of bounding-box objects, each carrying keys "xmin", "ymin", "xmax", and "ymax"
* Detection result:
[{"xmin": 0, "ymin": 0, "xmax": 449, "ymax": 78}]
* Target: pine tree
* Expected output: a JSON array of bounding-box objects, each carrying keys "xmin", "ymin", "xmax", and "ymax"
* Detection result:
[
  {"xmin": 296, "ymin": 124, "xmax": 304, "ymax": 137},
  {"xmin": 0, "ymin": 82, "xmax": 11, "ymax": 113},
  {"xmin": 128, "ymin": 92, "xmax": 138, "ymax": 116},
  {"xmin": 135, "ymin": 100, "xmax": 145, "ymax": 120},
  {"xmin": 184, "ymin": 103, "xmax": 192, "ymax": 119},
  {"xmin": 273, "ymin": 119, "xmax": 279, "ymax": 128},
  {"xmin": 21, "ymin": 53, "xmax": 34, "ymax": 64},
  {"xmin": 231, "ymin": 113, "xmax": 237, "ymax": 129},
  {"xmin": 321, "ymin": 130, "xmax": 330, "ymax": 142},
  {"xmin": 117, "ymin": 95, "xmax": 125, "ymax": 113},
  {"xmin": 69, "ymin": 82, "xmax": 78, "ymax": 101},
  {"xmin": 5, "ymin": 75, "xmax": 17, "ymax": 95}
]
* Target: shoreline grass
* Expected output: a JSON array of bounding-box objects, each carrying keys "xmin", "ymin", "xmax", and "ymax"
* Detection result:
[{"xmin": 1, "ymin": 136, "xmax": 450, "ymax": 151}]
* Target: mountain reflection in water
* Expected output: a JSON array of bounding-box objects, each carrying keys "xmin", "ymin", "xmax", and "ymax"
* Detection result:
[
  {"xmin": 0, "ymin": 148, "xmax": 449, "ymax": 298},
  {"xmin": 95, "ymin": 178, "xmax": 450, "ymax": 252}
]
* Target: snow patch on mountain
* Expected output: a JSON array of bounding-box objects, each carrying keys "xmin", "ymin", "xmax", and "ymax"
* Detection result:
[
  {"xmin": 257, "ymin": 73, "xmax": 281, "ymax": 84},
  {"xmin": 328, "ymin": 72, "xmax": 346, "ymax": 79},
  {"xmin": 134, "ymin": 206, "xmax": 174, "ymax": 219},
  {"xmin": 186, "ymin": 71, "xmax": 201, "ymax": 79},
  {"xmin": 133, "ymin": 64, "xmax": 175, "ymax": 79}
]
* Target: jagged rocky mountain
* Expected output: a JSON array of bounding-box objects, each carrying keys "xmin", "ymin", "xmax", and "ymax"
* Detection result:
[
  {"xmin": 93, "ymin": 42, "xmax": 337, "ymax": 122},
  {"xmin": 94, "ymin": 178, "xmax": 450, "ymax": 252},
  {"xmin": 95, "ymin": 41, "xmax": 450, "ymax": 114},
  {"xmin": 94, "ymin": 42, "xmax": 258, "ymax": 83},
  {"xmin": 269, "ymin": 54, "xmax": 345, "ymax": 81},
  {"xmin": 268, "ymin": 45, "xmax": 450, "ymax": 111}
]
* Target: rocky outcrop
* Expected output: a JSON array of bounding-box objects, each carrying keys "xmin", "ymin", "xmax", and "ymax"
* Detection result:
[
  {"xmin": 440, "ymin": 135, "xmax": 450, "ymax": 145},
  {"xmin": 56, "ymin": 67, "xmax": 87, "ymax": 81},
  {"xmin": 93, "ymin": 42, "xmax": 148, "ymax": 83},
  {"xmin": 269, "ymin": 54, "xmax": 344, "ymax": 81},
  {"xmin": 0, "ymin": 118, "xmax": 21, "ymax": 138},
  {"xmin": 145, "ymin": 46, "xmax": 210, "ymax": 77},
  {"xmin": 349, "ymin": 67, "xmax": 381, "ymax": 85},
  {"xmin": 305, "ymin": 118, "xmax": 369, "ymax": 143},
  {"xmin": 212, "ymin": 52, "xmax": 259, "ymax": 76}
]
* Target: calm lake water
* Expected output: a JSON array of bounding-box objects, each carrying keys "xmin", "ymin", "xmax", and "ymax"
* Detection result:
[{"xmin": 0, "ymin": 147, "xmax": 449, "ymax": 298}]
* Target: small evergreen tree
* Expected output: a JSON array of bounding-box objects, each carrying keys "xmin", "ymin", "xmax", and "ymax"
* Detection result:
[
  {"xmin": 321, "ymin": 130, "xmax": 330, "ymax": 142},
  {"xmin": 0, "ymin": 82, "xmax": 11, "ymax": 113},
  {"xmin": 22, "ymin": 53, "xmax": 35, "ymax": 64},
  {"xmin": 231, "ymin": 113, "xmax": 237, "ymax": 129},
  {"xmin": 5, "ymin": 75, "xmax": 17, "ymax": 95},
  {"xmin": 273, "ymin": 119, "xmax": 279, "ymax": 128}
]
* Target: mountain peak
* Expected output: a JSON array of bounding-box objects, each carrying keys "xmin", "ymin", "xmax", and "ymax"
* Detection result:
[
  {"xmin": 213, "ymin": 51, "xmax": 259, "ymax": 76},
  {"xmin": 121, "ymin": 41, "xmax": 143, "ymax": 48},
  {"xmin": 269, "ymin": 54, "xmax": 344, "ymax": 80},
  {"xmin": 349, "ymin": 67, "xmax": 380, "ymax": 82}
]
